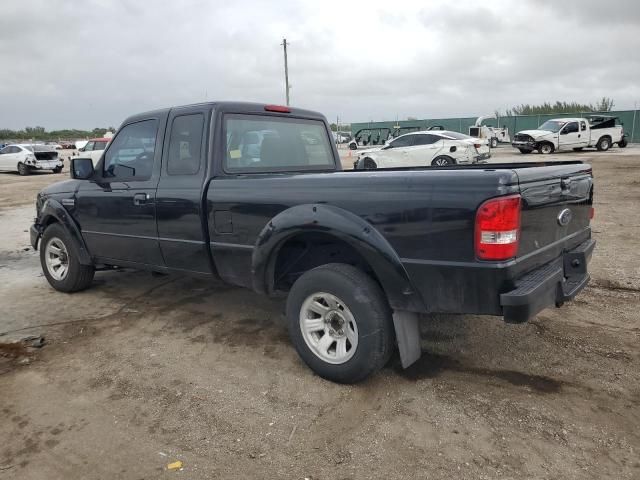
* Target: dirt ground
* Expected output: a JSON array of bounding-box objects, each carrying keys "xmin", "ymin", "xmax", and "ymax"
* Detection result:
[{"xmin": 0, "ymin": 147, "xmax": 639, "ymax": 479}]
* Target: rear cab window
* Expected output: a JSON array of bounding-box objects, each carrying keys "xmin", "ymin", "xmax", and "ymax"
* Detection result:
[{"xmin": 224, "ymin": 115, "xmax": 335, "ymax": 173}]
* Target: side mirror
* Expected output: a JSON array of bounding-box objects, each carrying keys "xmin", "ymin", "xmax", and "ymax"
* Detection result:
[{"xmin": 71, "ymin": 158, "xmax": 94, "ymax": 179}]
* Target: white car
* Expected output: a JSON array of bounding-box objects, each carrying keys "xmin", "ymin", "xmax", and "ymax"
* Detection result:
[
  {"xmin": 0, "ymin": 144, "xmax": 64, "ymax": 175},
  {"xmin": 77, "ymin": 137, "xmax": 111, "ymax": 166},
  {"xmin": 355, "ymin": 130, "xmax": 490, "ymax": 169}
]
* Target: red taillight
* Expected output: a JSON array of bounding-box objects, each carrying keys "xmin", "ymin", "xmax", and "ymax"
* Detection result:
[
  {"xmin": 589, "ymin": 207, "xmax": 595, "ymax": 219},
  {"xmin": 264, "ymin": 104, "xmax": 291, "ymax": 113},
  {"xmin": 475, "ymin": 195, "xmax": 521, "ymax": 261}
]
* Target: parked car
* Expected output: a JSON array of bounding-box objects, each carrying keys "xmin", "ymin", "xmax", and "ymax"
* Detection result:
[
  {"xmin": 30, "ymin": 102, "xmax": 594, "ymax": 383},
  {"xmin": 512, "ymin": 116, "xmax": 627, "ymax": 154},
  {"xmin": 77, "ymin": 137, "xmax": 111, "ymax": 166},
  {"xmin": 0, "ymin": 144, "xmax": 63, "ymax": 175},
  {"xmin": 354, "ymin": 130, "xmax": 490, "ymax": 169}
]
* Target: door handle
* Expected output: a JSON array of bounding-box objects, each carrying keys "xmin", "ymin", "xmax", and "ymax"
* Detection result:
[{"xmin": 133, "ymin": 193, "xmax": 150, "ymax": 206}]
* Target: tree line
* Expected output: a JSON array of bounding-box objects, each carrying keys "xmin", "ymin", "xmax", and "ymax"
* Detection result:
[
  {"xmin": 504, "ymin": 97, "xmax": 615, "ymax": 116},
  {"xmin": 0, "ymin": 126, "xmax": 116, "ymax": 141}
]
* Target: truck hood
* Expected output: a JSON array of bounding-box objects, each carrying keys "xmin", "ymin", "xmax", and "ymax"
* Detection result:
[
  {"xmin": 40, "ymin": 179, "xmax": 83, "ymax": 195},
  {"xmin": 518, "ymin": 129, "xmax": 555, "ymax": 139}
]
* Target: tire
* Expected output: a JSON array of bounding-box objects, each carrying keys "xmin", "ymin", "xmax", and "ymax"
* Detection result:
[
  {"xmin": 518, "ymin": 148, "xmax": 532, "ymax": 154},
  {"xmin": 490, "ymin": 137, "xmax": 498, "ymax": 148},
  {"xmin": 362, "ymin": 157, "xmax": 377, "ymax": 169},
  {"xmin": 538, "ymin": 142, "xmax": 554, "ymax": 154},
  {"xmin": 596, "ymin": 136, "xmax": 611, "ymax": 151},
  {"xmin": 52, "ymin": 166, "xmax": 62, "ymax": 173},
  {"xmin": 286, "ymin": 263, "xmax": 395, "ymax": 384},
  {"xmin": 348, "ymin": 142, "xmax": 357, "ymax": 150},
  {"xmin": 572, "ymin": 147, "xmax": 584, "ymax": 152},
  {"xmin": 618, "ymin": 137, "xmax": 628, "ymax": 148},
  {"xmin": 40, "ymin": 223, "xmax": 94, "ymax": 293},
  {"xmin": 17, "ymin": 163, "xmax": 30, "ymax": 176},
  {"xmin": 431, "ymin": 155, "xmax": 455, "ymax": 166}
]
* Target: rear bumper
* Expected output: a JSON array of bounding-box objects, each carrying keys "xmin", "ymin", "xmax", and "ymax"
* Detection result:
[
  {"xmin": 475, "ymin": 152, "xmax": 491, "ymax": 162},
  {"xmin": 500, "ymin": 238, "xmax": 595, "ymax": 323}
]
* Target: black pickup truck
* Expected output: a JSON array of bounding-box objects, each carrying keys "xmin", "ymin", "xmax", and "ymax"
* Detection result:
[{"xmin": 31, "ymin": 102, "xmax": 595, "ymax": 383}]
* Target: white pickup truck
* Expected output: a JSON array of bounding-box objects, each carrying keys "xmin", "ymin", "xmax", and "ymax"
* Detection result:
[{"xmin": 512, "ymin": 116, "xmax": 627, "ymax": 154}]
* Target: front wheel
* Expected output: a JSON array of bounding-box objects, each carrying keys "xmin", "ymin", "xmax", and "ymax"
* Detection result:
[
  {"xmin": 538, "ymin": 143, "xmax": 554, "ymax": 154},
  {"xmin": 40, "ymin": 223, "xmax": 94, "ymax": 292},
  {"xmin": 286, "ymin": 263, "xmax": 395, "ymax": 383},
  {"xmin": 52, "ymin": 166, "xmax": 62, "ymax": 173},
  {"xmin": 431, "ymin": 155, "xmax": 455, "ymax": 166}
]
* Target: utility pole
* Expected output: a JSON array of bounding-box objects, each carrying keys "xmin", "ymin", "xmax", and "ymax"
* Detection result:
[{"xmin": 281, "ymin": 38, "xmax": 290, "ymax": 106}]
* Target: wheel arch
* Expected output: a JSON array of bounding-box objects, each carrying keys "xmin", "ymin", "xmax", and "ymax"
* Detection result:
[
  {"xmin": 251, "ymin": 204, "xmax": 425, "ymax": 312},
  {"xmin": 37, "ymin": 198, "xmax": 92, "ymax": 265}
]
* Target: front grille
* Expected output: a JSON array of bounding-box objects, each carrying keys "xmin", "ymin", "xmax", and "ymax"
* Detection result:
[{"xmin": 514, "ymin": 134, "xmax": 533, "ymax": 142}]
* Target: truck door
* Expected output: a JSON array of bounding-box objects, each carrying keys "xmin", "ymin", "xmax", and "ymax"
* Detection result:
[
  {"xmin": 558, "ymin": 121, "xmax": 582, "ymax": 149},
  {"xmin": 75, "ymin": 117, "xmax": 166, "ymax": 266},
  {"xmin": 155, "ymin": 106, "xmax": 212, "ymax": 274}
]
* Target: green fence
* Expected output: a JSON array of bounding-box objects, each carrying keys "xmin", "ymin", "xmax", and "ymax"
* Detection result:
[{"xmin": 351, "ymin": 110, "xmax": 640, "ymax": 143}]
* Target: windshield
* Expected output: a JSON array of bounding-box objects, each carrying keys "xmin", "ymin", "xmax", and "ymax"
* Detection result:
[{"xmin": 538, "ymin": 120, "xmax": 566, "ymax": 133}]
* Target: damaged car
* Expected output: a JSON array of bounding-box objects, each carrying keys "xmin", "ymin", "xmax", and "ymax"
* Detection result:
[{"xmin": 0, "ymin": 144, "xmax": 64, "ymax": 175}]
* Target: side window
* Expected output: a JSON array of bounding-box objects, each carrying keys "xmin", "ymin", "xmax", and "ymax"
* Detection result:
[
  {"xmin": 0, "ymin": 147, "xmax": 9, "ymax": 154},
  {"xmin": 9, "ymin": 146, "xmax": 21, "ymax": 154},
  {"xmin": 103, "ymin": 119, "xmax": 158, "ymax": 180},
  {"xmin": 84, "ymin": 142, "xmax": 95, "ymax": 152},
  {"xmin": 224, "ymin": 115, "xmax": 334, "ymax": 172},
  {"xmin": 94, "ymin": 141, "xmax": 107, "ymax": 151},
  {"xmin": 564, "ymin": 122, "xmax": 579, "ymax": 134},
  {"xmin": 412, "ymin": 134, "xmax": 437, "ymax": 146},
  {"xmin": 167, "ymin": 114, "xmax": 204, "ymax": 175},
  {"xmin": 389, "ymin": 135, "xmax": 414, "ymax": 148},
  {"xmin": 580, "ymin": 121, "xmax": 587, "ymax": 131}
]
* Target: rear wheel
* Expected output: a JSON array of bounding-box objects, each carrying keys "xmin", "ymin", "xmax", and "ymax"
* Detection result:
[
  {"xmin": 596, "ymin": 136, "xmax": 611, "ymax": 151},
  {"xmin": 490, "ymin": 137, "xmax": 498, "ymax": 148},
  {"xmin": 431, "ymin": 155, "xmax": 455, "ymax": 166},
  {"xmin": 17, "ymin": 163, "xmax": 30, "ymax": 176},
  {"xmin": 619, "ymin": 137, "xmax": 628, "ymax": 148},
  {"xmin": 40, "ymin": 223, "xmax": 94, "ymax": 292},
  {"xmin": 538, "ymin": 142, "xmax": 554, "ymax": 154},
  {"xmin": 286, "ymin": 263, "xmax": 394, "ymax": 383},
  {"xmin": 518, "ymin": 148, "xmax": 532, "ymax": 154}
]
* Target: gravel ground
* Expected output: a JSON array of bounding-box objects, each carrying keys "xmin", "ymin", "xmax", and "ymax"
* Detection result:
[{"xmin": 0, "ymin": 147, "xmax": 639, "ymax": 479}]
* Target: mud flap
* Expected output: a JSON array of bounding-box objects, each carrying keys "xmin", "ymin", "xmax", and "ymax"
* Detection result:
[{"xmin": 392, "ymin": 311, "xmax": 421, "ymax": 368}]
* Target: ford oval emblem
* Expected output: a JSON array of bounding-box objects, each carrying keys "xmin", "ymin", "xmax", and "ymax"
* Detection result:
[{"xmin": 558, "ymin": 208, "xmax": 573, "ymax": 226}]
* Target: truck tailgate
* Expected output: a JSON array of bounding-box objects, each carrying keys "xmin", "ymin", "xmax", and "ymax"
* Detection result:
[{"xmin": 515, "ymin": 163, "xmax": 593, "ymax": 258}]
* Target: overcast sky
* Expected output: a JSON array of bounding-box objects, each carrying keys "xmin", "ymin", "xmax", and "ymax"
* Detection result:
[{"xmin": 1, "ymin": 0, "xmax": 639, "ymax": 130}]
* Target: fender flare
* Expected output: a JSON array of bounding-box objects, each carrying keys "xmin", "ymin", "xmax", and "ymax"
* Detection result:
[
  {"xmin": 37, "ymin": 198, "xmax": 92, "ymax": 265},
  {"xmin": 251, "ymin": 204, "xmax": 426, "ymax": 312}
]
